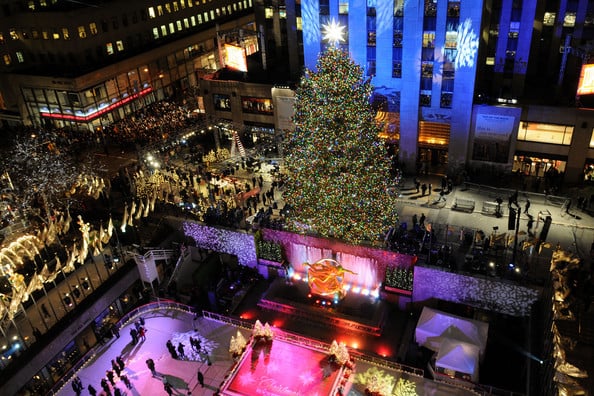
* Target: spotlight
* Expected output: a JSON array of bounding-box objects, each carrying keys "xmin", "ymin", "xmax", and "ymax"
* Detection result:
[{"xmin": 508, "ymin": 263, "xmax": 514, "ymax": 269}]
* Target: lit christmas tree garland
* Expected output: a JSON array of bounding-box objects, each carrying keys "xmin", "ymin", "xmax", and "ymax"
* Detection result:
[{"xmin": 284, "ymin": 47, "xmax": 399, "ymax": 244}]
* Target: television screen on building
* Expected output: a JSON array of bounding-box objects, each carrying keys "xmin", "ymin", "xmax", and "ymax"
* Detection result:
[
  {"xmin": 224, "ymin": 44, "xmax": 247, "ymax": 72},
  {"xmin": 577, "ymin": 64, "xmax": 594, "ymax": 96}
]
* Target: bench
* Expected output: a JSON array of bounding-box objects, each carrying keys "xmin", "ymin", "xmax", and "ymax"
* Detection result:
[
  {"xmin": 452, "ymin": 198, "xmax": 475, "ymax": 213},
  {"xmin": 482, "ymin": 201, "xmax": 503, "ymax": 217}
]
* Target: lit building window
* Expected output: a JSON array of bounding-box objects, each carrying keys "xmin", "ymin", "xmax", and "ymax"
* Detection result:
[
  {"xmin": 543, "ymin": 12, "xmax": 556, "ymax": 26},
  {"xmin": 184, "ymin": 18, "xmax": 189, "ymax": 28},
  {"xmin": 210, "ymin": 10, "xmax": 215, "ymax": 19},
  {"xmin": 394, "ymin": 0, "xmax": 404, "ymax": 16},
  {"xmin": 52, "ymin": 30, "xmax": 60, "ymax": 40},
  {"xmin": 106, "ymin": 42, "xmax": 114, "ymax": 55},
  {"xmin": 0, "ymin": 33, "xmax": 4, "ymax": 44},
  {"xmin": 148, "ymin": 7, "xmax": 156, "ymax": 18},
  {"xmin": 169, "ymin": 23, "xmax": 175, "ymax": 34},
  {"xmin": 563, "ymin": 12, "xmax": 576, "ymax": 27},
  {"xmin": 161, "ymin": 25, "xmax": 168, "ymax": 36},
  {"xmin": 296, "ymin": 17, "xmax": 302, "ymax": 30},
  {"xmin": 157, "ymin": 5, "xmax": 164, "ymax": 16},
  {"xmin": 177, "ymin": 20, "xmax": 182, "ymax": 31},
  {"xmin": 3, "ymin": 54, "xmax": 11, "ymax": 65},
  {"xmin": 204, "ymin": 12, "xmax": 209, "ymax": 22},
  {"xmin": 508, "ymin": 21, "xmax": 520, "ymax": 38},
  {"xmin": 191, "ymin": 16, "xmax": 196, "ymax": 26},
  {"xmin": 518, "ymin": 122, "xmax": 573, "ymax": 145},
  {"xmin": 445, "ymin": 30, "xmax": 457, "ymax": 48},
  {"xmin": 197, "ymin": 14, "xmax": 202, "ymax": 24},
  {"xmin": 62, "ymin": 28, "xmax": 70, "ymax": 40},
  {"xmin": 9, "ymin": 29, "xmax": 18, "ymax": 40},
  {"xmin": 181, "ymin": 0, "xmax": 186, "ymax": 9},
  {"xmin": 42, "ymin": 30, "xmax": 49, "ymax": 40},
  {"xmin": 89, "ymin": 22, "xmax": 98, "ymax": 35},
  {"xmin": 188, "ymin": 0, "xmax": 193, "ymax": 7},
  {"xmin": 420, "ymin": 91, "xmax": 431, "ymax": 107},
  {"xmin": 153, "ymin": 27, "xmax": 159, "ymax": 39},
  {"xmin": 78, "ymin": 26, "xmax": 87, "ymax": 38},
  {"xmin": 244, "ymin": 0, "xmax": 248, "ymax": 9},
  {"xmin": 116, "ymin": 40, "xmax": 124, "ymax": 51},
  {"xmin": 28, "ymin": 1, "xmax": 35, "ymax": 10},
  {"xmin": 486, "ymin": 57, "xmax": 495, "ymax": 65},
  {"xmin": 590, "ymin": 129, "xmax": 594, "ymax": 148},
  {"xmin": 174, "ymin": 1, "xmax": 179, "ymax": 11},
  {"xmin": 216, "ymin": 8, "xmax": 221, "ymax": 17},
  {"xmin": 16, "ymin": 51, "xmax": 24, "ymax": 63},
  {"xmin": 165, "ymin": 3, "xmax": 171, "ymax": 13},
  {"xmin": 265, "ymin": 7, "xmax": 273, "ymax": 18},
  {"xmin": 339, "ymin": 0, "xmax": 348, "ymax": 14},
  {"xmin": 422, "ymin": 31, "xmax": 435, "ymax": 48},
  {"xmin": 228, "ymin": 5, "xmax": 232, "ymax": 14}
]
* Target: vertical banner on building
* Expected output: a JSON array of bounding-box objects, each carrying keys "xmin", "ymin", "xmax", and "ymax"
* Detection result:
[
  {"xmin": 271, "ymin": 87, "xmax": 296, "ymax": 132},
  {"xmin": 472, "ymin": 111, "xmax": 518, "ymax": 163}
]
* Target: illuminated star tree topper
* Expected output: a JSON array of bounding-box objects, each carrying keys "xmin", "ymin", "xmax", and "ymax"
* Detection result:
[
  {"xmin": 283, "ymin": 47, "xmax": 399, "ymax": 244},
  {"xmin": 322, "ymin": 18, "xmax": 346, "ymax": 46}
]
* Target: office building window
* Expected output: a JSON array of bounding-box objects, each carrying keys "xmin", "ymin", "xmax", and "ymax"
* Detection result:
[
  {"xmin": 393, "ymin": 30, "xmax": 402, "ymax": 47},
  {"xmin": 62, "ymin": 28, "xmax": 70, "ymax": 40},
  {"xmin": 543, "ymin": 12, "xmax": 555, "ymax": 26},
  {"xmin": 392, "ymin": 61, "xmax": 402, "ymax": 78},
  {"xmin": 191, "ymin": 16, "xmax": 196, "ymax": 26},
  {"xmin": 174, "ymin": 1, "xmax": 179, "ymax": 11},
  {"xmin": 116, "ymin": 40, "xmax": 124, "ymax": 51},
  {"xmin": 106, "ymin": 42, "xmax": 114, "ymax": 55},
  {"xmin": 78, "ymin": 26, "xmax": 87, "ymax": 38},
  {"xmin": 423, "ymin": 31, "xmax": 435, "ymax": 48},
  {"xmin": 214, "ymin": 94, "xmax": 231, "ymax": 111},
  {"xmin": 339, "ymin": 0, "xmax": 348, "ymax": 14},
  {"xmin": 52, "ymin": 30, "xmax": 60, "ymax": 40},
  {"xmin": 394, "ymin": 0, "xmax": 404, "ymax": 16},
  {"xmin": 420, "ymin": 91, "xmax": 431, "ymax": 107},
  {"xmin": 161, "ymin": 25, "xmax": 168, "ymax": 36},
  {"xmin": 16, "ymin": 51, "xmax": 24, "ymax": 63},
  {"xmin": 448, "ymin": 0, "xmax": 460, "ymax": 17},
  {"xmin": 157, "ymin": 5, "xmax": 164, "ymax": 16},
  {"xmin": 42, "ymin": 30, "xmax": 49, "ymax": 40},
  {"xmin": 184, "ymin": 18, "xmax": 189, "ymax": 28},
  {"xmin": 165, "ymin": 3, "xmax": 172, "ymax": 13},
  {"xmin": 31, "ymin": 30, "xmax": 39, "ymax": 39},
  {"xmin": 9, "ymin": 29, "xmax": 18, "ymax": 40},
  {"xmin": 320, "ymin": 0, "xmax": 329, "ymax": 15},
  {"xmin": 424, "ymin": 0, "xmax": 437, "ymax": 17},
  {"xmin": 508, "ymin": 21, "xmax": 519, "ymax": 38},
  {"xmin": 564, "ymin": 12, "xmax": 576, "ymax": 27},
  {"xmin": 197, "ymin": 14, "xmax": 202, "ymax": 24},
  {"xmin": 3, "ymin": 54, "xmax": 11, "ymax": 65},
  {"xmin": 169, "ymin": 23, "xmax": 175, "ymax": 34},
  {"xmin": 440, "ymin": 92, "xmax": 452, "ymax": 108},
  {"xmin": 181, "ymin": 0, "xmax": 186, "ymax": 8},
  {"xmin": 176, "ymin": 20, "xmax": 182, "ymax": 31},
  {"xmin": 153, "ymin": 27, "xmax": 159, "ymax": 39},
  {"xmin": 518, "ymin": 122, "xmax": 573, "ymax": 145},
  {"xmin": 148, "ymin": 7, "xmax": 156, "ymax": 18}
]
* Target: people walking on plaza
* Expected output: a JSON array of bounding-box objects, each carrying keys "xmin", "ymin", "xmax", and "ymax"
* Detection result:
[
  {"xmin": 167, "ymin": 340, "xmax": 178, "ymax": 358},
  {"xmin": 146, "ymin": 358, "xmax": 156, "ymax": 376},
  {"xmin": 120, "ymin": 374, "xmax": 132, "ymax": 389},
  {"xmin": 106, "ymin": 369, "xmax": 116, "ymax": 385},
  {"xmin": 101, "ymin": 378, "xmax": 111, "ymax": 395},
  {"xmin": 116, "ymin": 355, "xmax": 125, "ymax": 371},
  {"xmin": 525, "ymin": 199, "xmax": 531, "ymax": 214},
  {"xmin": 87, "ymin": 384, "xmax": 97, "ymax": 396},
  {"xmin": 164, "ymin": 379, "xmax": 173, "ymax": 395},
  {"xmin": 428, "ymin": 184, "xmax": 432, "ymax": 196},
  {"xmin": 71, "ymin": 376, "xmax": 83, "ymax": 395},
  {"xmin": 138, "ymin": 326, "xmax": 146, "ymax": 341},
  {"xmin": 197, "ymin": 370, "xmax": 204, "ymax": 387},
  {"xmin": 415, "ymin": 178, "xmax": 420, "ymax": 193},
  {"xmin": 412, "ymin": 214, "xmax": 418, "ymax": 228},
  {"xmin": 114, "ymin": 387, "xmax": 123, "ymax": 396},
  {"xmin": 112, "ymin": 359, "xmax": 121, "ymax": 376},
  {"xmin": 177, "ymin": 342, "xmax": 186, "ymax": 359},
  {"xmin": 419, "ymin": 213, "xmax": 426, "ymax": 228},
  {"xmin": 421, "ymin": 183, "xmax": 427, "ymax": 196}
]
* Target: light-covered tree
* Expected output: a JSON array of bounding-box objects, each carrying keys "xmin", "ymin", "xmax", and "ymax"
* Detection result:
[{"xmin": 283, "ymin": 47, "xmax": 399, "ymax": 243}]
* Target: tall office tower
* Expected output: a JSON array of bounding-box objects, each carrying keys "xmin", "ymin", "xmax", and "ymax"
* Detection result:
[
  {"xmin": 301, "ymin": 0, "xmax": 594, "ymax": 185},
  {"xmin": 0, "ymin": 0, "xmax": 255, "ymax": 131}
]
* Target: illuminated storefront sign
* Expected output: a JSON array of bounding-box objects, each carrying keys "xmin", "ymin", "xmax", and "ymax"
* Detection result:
[
  {"xmin": 577, "ymin": 64, "xmax": 594, "ymax": 96},
  {"xmin": 224, "ymin": 44, "xmax": 247, "ymax": 72}
]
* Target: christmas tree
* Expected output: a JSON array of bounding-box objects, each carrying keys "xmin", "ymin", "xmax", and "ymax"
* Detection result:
[{"xmin": 283, "ymin": 47, "xmax": 399, "ymax": 244}]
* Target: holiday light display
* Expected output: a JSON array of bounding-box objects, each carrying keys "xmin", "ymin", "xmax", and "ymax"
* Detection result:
[{"xmin": 284, "ymin": 47, "xmax": 399, "ymax": 244}]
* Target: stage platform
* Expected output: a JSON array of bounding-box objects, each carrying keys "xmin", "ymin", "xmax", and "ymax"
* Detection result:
[{"xmin": 257, "ymin": 278, "xmax": 387, "ymax": 337}]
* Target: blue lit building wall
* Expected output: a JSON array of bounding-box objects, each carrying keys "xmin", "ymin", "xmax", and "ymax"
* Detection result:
[{"xmin": 302, "ymin": 0, "xmax": 485, "ymax": 172}]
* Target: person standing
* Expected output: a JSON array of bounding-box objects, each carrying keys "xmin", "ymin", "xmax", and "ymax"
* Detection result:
[
  {"xmin": 106, "ymin": 369, "xmax": 115, "ymax": 386},
  {"xmin": 112, "ymin": 359, "xmax": 121, "ymax": 376},
  {"xmin": 138, "ymin": 326, "xmax": 146, "ymax": 341},
  {"xmin": 525, "ymin": 199, "xmax": 531, "ymax": 214},
  {"xmin": 87, "ymin": 384, "xmax": 97, "ymax": 396},
  {"xmin": 116, "ymin": 355, "xmax": 125, "ymax": 371},
  {"xmin": 146, "ymin": 358, "xmax": 156, "ymax": 377},
  {"xmin": 419, "ymin": 213, "xmax": 426, "ymax": 228},
  {"xmin": 197, "ymin": 370, "xmax": 204, "ymax": 388},
  {"xmin": 177, "ymin": 342, "xmax": 185, "ymax": 359},
  {"xmin": 120, "ymin": 374, "xmax": 132, "ymax": 389}
]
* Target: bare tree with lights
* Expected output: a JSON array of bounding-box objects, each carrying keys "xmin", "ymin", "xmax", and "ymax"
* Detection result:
[
  {"xmin": 1, "ymin": 133, "xmax": 103, "ymax": 226},
  {"xmin": 283, "ymin": 47, "xmax": 399, "ymax": 244}
]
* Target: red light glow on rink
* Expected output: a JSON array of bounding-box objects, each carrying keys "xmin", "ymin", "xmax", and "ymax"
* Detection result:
[{"xmin": 222, "ymin": 339, "xmax": 342, "ymax": 396}]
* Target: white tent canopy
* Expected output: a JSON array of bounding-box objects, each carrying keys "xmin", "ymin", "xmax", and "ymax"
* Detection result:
[
  {"xmin": 435, "ymin": 338, "xmax": 481, "ymax": 382},
  {"xmin": 415, "ymin": 307, "xmax": 489, "ymax": 359}
]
